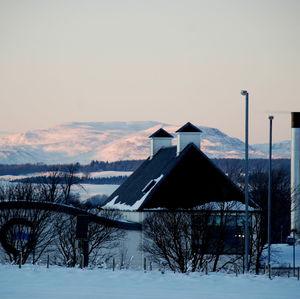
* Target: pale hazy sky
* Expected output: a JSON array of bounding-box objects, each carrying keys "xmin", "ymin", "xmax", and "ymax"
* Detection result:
[{"xmin": 0, "ymin": 0, "xmax": 299, "ymax": 143}]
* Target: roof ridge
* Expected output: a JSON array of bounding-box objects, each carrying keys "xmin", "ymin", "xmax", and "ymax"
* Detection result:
[
  {"xmin": 176, "ymin": 122, "xmax": 202, "ymax": 133},
  {"xmin": 149, "ymin": 128, "xmax": 173, "ymax": 138}
]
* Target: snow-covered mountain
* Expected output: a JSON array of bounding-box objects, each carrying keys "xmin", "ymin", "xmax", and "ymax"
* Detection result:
[
  {"xmin": 0, "ymin": 121, "xmax": 290, "ymax": 164},
  {"xmin": 252, "ymin": 140, "xmax": 290, "ymax": 159}
]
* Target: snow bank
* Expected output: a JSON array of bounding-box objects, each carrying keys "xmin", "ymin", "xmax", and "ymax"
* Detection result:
[
  {"xmin": 263, "ymin": 244, "xmax": 300, "ymax": 267},
  {"xmin": 1, "ymin": 265, "xmax": 299, "ymax": 299}
]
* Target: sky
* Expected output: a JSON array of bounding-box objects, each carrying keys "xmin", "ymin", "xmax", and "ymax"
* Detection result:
[{"xmin": 0, "ymin": 0, "xmax": 299, "ymax": 144}]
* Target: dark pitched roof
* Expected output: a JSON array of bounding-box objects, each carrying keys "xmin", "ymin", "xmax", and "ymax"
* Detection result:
[
  {"xmin": 149, "ymin": 128, "xmax": 173, "ymax": 138},
  {"xmin": 176, "ymin": 122, "xmax": 202, "ymax": 133},
  {"xmin": 104, "ymin": 143, "xmax": 250, "ymax": 211}
]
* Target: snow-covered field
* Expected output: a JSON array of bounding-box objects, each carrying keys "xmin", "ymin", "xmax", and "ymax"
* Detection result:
[
  {"xmin": 77, "ymin": 171, "xmax": 132, "ymax": 178},
  {"xmin": 0, "ymin": 170, "xmax": 128, "ymax": 201},
  {"xmin": 75, "ymin": 184, "xmax": 119, "ymax": 200},
  {"xmin": 0, "ymin": 170, "xmax": 132, "ymax": 182},
  {"xmin": 1, "ymin": 265, "xmax": 299, "ymax": 299},
  {"xmin": 0, "ymin": 181, "xmax": 119, "ymax": 201}
]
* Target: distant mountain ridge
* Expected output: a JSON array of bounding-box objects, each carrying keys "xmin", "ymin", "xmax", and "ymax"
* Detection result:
[
  {"xmin": 251, "ymin": 140, "xmax": 291, "ymax": 159},
  {"xmin": 0, "ymin": 121, "xmax": 290, "ymax": 164}
]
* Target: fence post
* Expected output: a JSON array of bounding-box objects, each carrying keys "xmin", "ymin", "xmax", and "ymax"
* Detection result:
[
  {"xmin": 113, "ymin": 258, "xmax": 115, "ymax": 271},
  {"xmin": 235, "ymin": 264, "xmax": 238, "ymax": 277},
  {"xmin": 160, "ymin": 262, "xmax": 165, "ymax": 274},
  {"xmin": 150, "ymin": 262, "xmax": 152, "ymax": 271},
  {"xmin": 268, "ymin": 264, "xmax": 271, "ymax": 279},
  {"xmin": 144, "ymin": 258, "xmax": 147, "ymax": 273},
  {"xmin": 297, "ymin": 267, "xmax": 299, "ymax": 280},
  {"xmin": 32, "ymin": 250, "xmax": 35, "ymax": 265},
  {"xmin": 47, "ymin": 255, "xmax": 50, "ymax": 269},
  {"xmin": 205, "ymin": 262, "xmax": 208, "ymax": 275},
  {"xmin": 19, "ymin": 252, "xmax": 22, "ymax": 269},
  {"xmin": 80, "ymin": 254, "xmax": 84, "ymax": 269}
]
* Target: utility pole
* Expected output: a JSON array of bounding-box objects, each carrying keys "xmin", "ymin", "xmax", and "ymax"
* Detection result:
[
  {"xmin": 241, "ymin": 90, "xmax": 250, "ymax": 272},
  {"xmin": 267, "ymin": 115, "xmax": 274, "ymax": 270}
]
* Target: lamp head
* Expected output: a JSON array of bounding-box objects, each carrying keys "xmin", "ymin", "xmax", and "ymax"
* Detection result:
[
  {"xmin": 241, "ymin": 90, "xmax": 248, "ymax": 96},
  {"xmin": 269, "ymin": 115, "xmax": 274, "ymax": 120}
]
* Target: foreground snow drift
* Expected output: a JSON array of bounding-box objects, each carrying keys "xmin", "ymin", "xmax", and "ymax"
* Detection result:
[{"xmin": 1, "ymin": 265, "xmax": 299, "ymax": 299}]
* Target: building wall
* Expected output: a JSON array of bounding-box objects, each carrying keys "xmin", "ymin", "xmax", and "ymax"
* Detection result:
[
  {"xmin": 114, "ymin": 210, "xmax": 259, "ymax": 270},
  {"xmin": 119, "ymin": 211, "xmax": 144, "ymax": 269}
]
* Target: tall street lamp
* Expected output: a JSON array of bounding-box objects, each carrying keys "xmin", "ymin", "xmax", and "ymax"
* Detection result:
[
  {"xmin": 241, "ymin": 90, "xmax": 250, "ymax": 272},
  {"xmin": 267, "ymin": 115, "xmax": 274, "ymax": 272}
]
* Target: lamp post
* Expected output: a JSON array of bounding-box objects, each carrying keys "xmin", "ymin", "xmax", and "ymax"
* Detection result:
[
  {"xmin": 267, "ymin": 115, "xmax": 274, "ymax": 271},
  {"xmin": 241, "ymin": 90, "xmax": 250, "ymax": 272}
]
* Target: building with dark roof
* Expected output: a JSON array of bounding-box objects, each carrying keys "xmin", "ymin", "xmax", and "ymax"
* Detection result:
[
  {"xmin": 103, "ymin": 122, "xmax": 257, "ymax": 268},
  {"xmin": 104, "ymin": 122, "xmax": 246, "ymax": 211}
]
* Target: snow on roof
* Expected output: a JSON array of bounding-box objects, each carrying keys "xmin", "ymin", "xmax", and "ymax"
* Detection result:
[
  {"xmin": 103, "ymin": 175, "xmax": 164, "ymax": 211},
  {"xmin": 106, "ymin": 143, "xmax": 247, "ymax": 211}
]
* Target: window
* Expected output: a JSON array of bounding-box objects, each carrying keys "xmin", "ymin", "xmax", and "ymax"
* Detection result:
[
  {"xmin": 191, "ymin": 212, "xmax": 245, "ymax": 254},
  {"xmin": 142, "ymin": 180, "xmax": 156, "ymax": 194}
]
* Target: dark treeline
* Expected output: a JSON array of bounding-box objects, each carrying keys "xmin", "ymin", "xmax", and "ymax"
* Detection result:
[
  {"xmin": 0, "ymin": 159, "xmax": 290, "ymax": 176},
  {"xmin": 12, "ymin": 175, "xmax": 128, "ymax": 185},
  {"xmin": 213, "ymin": 158, "xmax": 290, "ymax": 173},
  {"xmin": 0, "ymin": 160, "xmax": 144, "ymax": 176},
  {"xmin": 84, "ymin": 160, "xmax": 143, "ymax": 172}
]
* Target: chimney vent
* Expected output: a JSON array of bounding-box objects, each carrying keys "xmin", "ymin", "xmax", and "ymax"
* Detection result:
[
  {"xmin": 176, "ymin": 122, "xmax": 202, "ymax": 156},
  {"xmin": 149, "ymin": 128, "xmax": 173, "ymax": 159}
]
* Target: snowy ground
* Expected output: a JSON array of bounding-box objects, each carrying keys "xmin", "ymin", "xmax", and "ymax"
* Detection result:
[
  {"xmin": 77, "ymin": 171, "xmax": 132, "ymax": 178},
  {"xmin": 1, "ymin": 265, "xmax": 300, "ymax": 299},
  {"xmin": 74, "ymin": 184, "xmax": 119, "ymax": 200},
  {"xmin": 268, "ymin": 244, "xmax": 300, "ymax": 267}
]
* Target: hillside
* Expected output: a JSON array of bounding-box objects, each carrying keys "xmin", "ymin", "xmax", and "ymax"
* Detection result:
[{"xmin": 0, "ymin": 121, "xmax": 290, "ymax": 164}]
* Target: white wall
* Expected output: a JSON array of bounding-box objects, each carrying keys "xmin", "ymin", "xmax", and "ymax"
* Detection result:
[
  {"xmin": 177, "ymin": 132, "xmax": 201, "ymax": 155},
  {"xmin": 119, "ymin": 212, "xmax": 145, "ymax": 269},
  {"xmin": 150, "ymin": 137, "xmax": 172, "ymax": 158}
]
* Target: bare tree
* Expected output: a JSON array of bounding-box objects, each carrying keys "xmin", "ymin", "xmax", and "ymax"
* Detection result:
[
  {"xmin": 142, "ymin": 209, "xmax": 228, "ymax": 273},
  {"xmin": 38, "ymin": 165, "xmax": 82, "ymax": 204},
  {"xmin": 248, "ymin": 168, "xmax": 290, "ymax": 273},
  {"xmin": 216, "ymin": 164, "xmax": 291, "ymax": 274},
  {"xmin": 39, "ymin": 171, "xmax": 63, "ymax": 203},
  {"xmin": 142, "ymin": 212, "xmax": 195, "ymax": 273},
  {"xmin": 142, "ymin": 201, "xmax": 247, "ymax": 273},
  {"xmin": 0, "ymin": 183, "xmax": 57, "ymax": 264},
  {"xmin": 53, "ymin": 209, "xmax": 125, "ymax": 267},
  {"xmin": 59, "ymin": 164, "xmax": 82, "ymax": 204}
]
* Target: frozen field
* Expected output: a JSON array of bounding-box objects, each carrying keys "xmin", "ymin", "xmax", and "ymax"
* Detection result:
[
  {"xmin": 0, "ymin": 171, "xmax": 132, "ymax": 182},
  {"xmin": 74, "ymin": 184, "xmax": 119, "ymax": 200},
  {"xmin": 1, "ymin": 265, "xmax": 300, "ymax": 299},
  {"xmin": 0, "ymin": 170, "xmax": 124, "ymax": 201}
]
